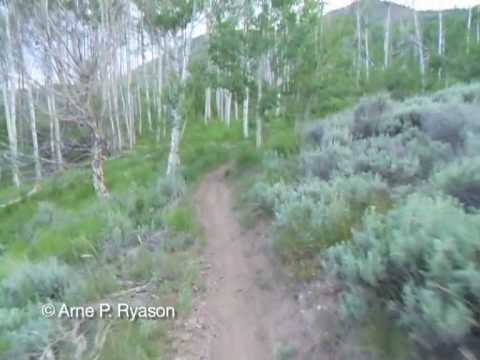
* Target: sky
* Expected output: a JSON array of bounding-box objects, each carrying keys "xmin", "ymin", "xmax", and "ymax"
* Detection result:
[{"xmin": 325, "ymin": 0, "xmax": 480, "ymax": 12}]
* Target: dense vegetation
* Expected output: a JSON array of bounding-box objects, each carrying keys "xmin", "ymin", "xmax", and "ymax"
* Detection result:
[{"xmin": 246, "ymin": 83, "xmax": 480, "ymax": 359}]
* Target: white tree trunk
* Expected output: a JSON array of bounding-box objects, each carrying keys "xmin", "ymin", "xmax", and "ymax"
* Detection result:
[
  {"xmin": 384, "ymin": 4, "xmax": 391, "ymax": 69},
  {"xmin": 275, "ymin": 92, "xmax": 281, "ymax": 117},
  {"xmin": 3, "ymin": 9, "xmax": 20, "ymax": 187},
  {"xmin": 49, "ymin": 110, "xmax": 55, "ymax": 158},
  {"xmin": 52, "ymin": 97, "xmax": 63, "ymax": 169},
  {"xmin": 27, "ymin": 86, "xmax": 42, "ymax": 182},
  {"xmin": 216, "ymin": 88, "xmax": 222, "ymax": 121},
  {"xmin": 2, "ymin": 81, "xmax": 20, "ymax": 187},
  {"xmin": 243, "ymin": 87, "xmax": 249, "ymax": 139},
  {"xmin": 166, "ymin": 110, "xmax": 181, "ymax": 177},
  {"xmin": 234, "ymin": 98, "xmax": 239, "ymax": 121},
  {"xmin": 438, "ymin": 11, "xmax": 444, "ymax": 80},
  {"xmin": 125, "ymin": 15, "xmax": 135, "ymax": 149},
  {"xmin": 112, "ymin": 82, "xmax": 123, "ymax": 149},
  {"xmin": 413, "ymin": 7, "xmax": 426, "ymax": 89},
  {"xmin": 356, "ymin": 2, "xmax": 362, "ymax": 86},
  {"xmin": 225, "ymin": 90, "xmax": 232, "ymax": 127},
  {"xmin": 137, "ymin": 86, "xmax": 143, "ymax": 135},
  {"xmin": 106, "ymin": 86, "xmax": 116, "ymax": 150},
  {"xmin": 145, "ymin": 83, "xmax": 152, "ymax": 131},
  {"xmin": 467, "ymin": 7, "xmax": 473, "ymax": 54},
  {"xmin": 365, "ymin": 24, "xmax": 370, "ymax": 81},
  {"xmin": 120, "ymin": 86, "xmax": 131, "ymax": 147},
  {"xmin": 166, "ymin": 2, "xmax": 196, "ymax": 178},
  {"xmin": 204, "ymin": 87, "xmax": 211, "ymax": 124},
  {"xmin": 46, "ymin": 94, "xmax": 63, "ymax": 168},
  {"xmin": 126, "ymin": 84, "xmax": 135, "ymax": 149},
  {"xmin": 158, "ymin": 39, "xmax": 165, "ymax": 140},
  {"xmin": 438, "ymin": 12, "xmax": 444, "ymax": 56},
  {"xmin": 256, "ymin": 78, "xmax": 263, "ymax": 149},
  {"xmin": 91, "ymin": 128, "xmax": 109, "ymax": 199},
  {"xmin": 477, "ymin": 15, "xmax": 480, "ymax": 44},
  {"xmin": 44, "ymin": 0, "xmax": 63, "ymax": 169}
]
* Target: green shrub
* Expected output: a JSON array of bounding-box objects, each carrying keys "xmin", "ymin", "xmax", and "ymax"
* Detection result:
[
  {"xmin": 302, "ymin": 142, "xmax": 352, "ymax": 180},
  {"xmin": 248, "ymin": 181, "xmax": 284, "ymax": 215},
  {"xmin": 22, "ymin": 201, "xmax": 75, "ymax": 244},
  {"xmin": 156, "ymin": 176, "xmax": 185, "ymax": 203},
  {"xmin": 302, "ymin": 100, "xmax": 461, "ymax": 187},
  {"xmin": 465, "ymin": 131, "xmax": 480, "ymax": 157},
  {"xmin": 0, "ymin": 258, "xmax": 72, "ymax": 307},
  {"xmin": 433, "ymin": 157, "xmax": 480, "ymax": 211},
  {"xmin": 327, "ymin": 194, "xmax": 480, "ymax": 353},
  {"xmin": 268, "ymin": 174, "xmax": 391, "ymax": 269},
  {"xmin": 0, "ymin": 306, "xmax": 55, "ymax": 360},
  {"xmin": 262, "ymin": 152, "xmax": 297, "ymax": 183},
  {"xmin": 352, "ymin": 95, "xmax": 391, "ymax": 139},
  {"xmin": 66, "ymin": 264, "xmax": 120, "ymax": 302},
  {"xmin": 104, "ymin": 207, "xmax": 136, "ymax": 248},
  {"xmin": 432, "ymin": 83, "xmax": 480, "ymax": 104},
  {"xmin": 123, "ymin": 246, "xmax": 161, "ymax": 282},
  {"xmin": 350, "ymin": 131, "xmax": 453, "ymax": 186}
]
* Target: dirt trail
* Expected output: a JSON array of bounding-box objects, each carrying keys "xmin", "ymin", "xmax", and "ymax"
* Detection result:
[{"xmin": 173, "ymin": 166, "xmax": 340, "ymax": 360}]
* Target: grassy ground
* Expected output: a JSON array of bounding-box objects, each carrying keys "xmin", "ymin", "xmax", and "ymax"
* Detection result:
[{"xmin": 0, "ymin": 141, "xmax": 167, "ymax": 274}]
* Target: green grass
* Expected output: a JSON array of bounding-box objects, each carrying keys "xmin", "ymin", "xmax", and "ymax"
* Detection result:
[
  {"xmin": 181, "ymin": 120, "xmax": 250, "ymax": 182},
  {"xmin": 99, "ymin": 320, "xmax": 168, "ymax": 360},
  {"xmin": 0, "ymin": 141, "xmax": 168, "ymax": 271},
  {"xmin": 360, "ymin": 308, "xmax": 413, "ymax": 360},
  {"xmin": 164, "ymin": 205, "xmax": 196, "ymax": 234}
]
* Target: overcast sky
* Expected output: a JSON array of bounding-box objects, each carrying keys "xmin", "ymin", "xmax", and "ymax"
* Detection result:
[{"xmin": 325, "ymin": 0, "xmax": 480, "ymax": 12}]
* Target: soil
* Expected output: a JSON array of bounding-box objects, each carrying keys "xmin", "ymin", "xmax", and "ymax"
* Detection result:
[{"xmin": 172, "ymin": 165, "xmax": 341, "ymax": 360}]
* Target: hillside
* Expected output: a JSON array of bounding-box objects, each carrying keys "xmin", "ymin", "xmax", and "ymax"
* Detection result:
[
  {"xmin": 327, "ymin": 0, "xmax": 471, "ymax": 25},
  {"xmin": 327, "ymin": 0, "xmax": 413, "ymax": 24}
]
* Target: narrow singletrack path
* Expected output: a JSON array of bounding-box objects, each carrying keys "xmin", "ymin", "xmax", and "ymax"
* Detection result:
[
  {"xmin": 174, "ymin": 165, "xmax": 339, "ymax": 360},
  {"xmin": 196, "ymin": 165, "xmax": 273, "ymax": 360}
]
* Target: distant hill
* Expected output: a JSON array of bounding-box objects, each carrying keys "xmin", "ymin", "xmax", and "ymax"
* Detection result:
[{"xmin": 326, "ymin": 0, "xmax": 470, "ymax": 27}]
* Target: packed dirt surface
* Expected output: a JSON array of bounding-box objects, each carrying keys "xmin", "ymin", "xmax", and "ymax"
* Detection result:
[{"xmin": 172, "ymin": 166, "xmax": 341, "ymax": 360}]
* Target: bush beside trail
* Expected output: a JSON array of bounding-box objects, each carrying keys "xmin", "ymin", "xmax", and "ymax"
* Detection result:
[{"xmin": 247, "ymin": 83, "xmax": 480, "ymax": 359}]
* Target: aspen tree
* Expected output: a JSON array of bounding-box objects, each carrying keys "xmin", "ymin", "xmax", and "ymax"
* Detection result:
[
  {"xmin": 467, "ymin": 7, "xmax": 473, "ymax": 54},
  {"xmin": 356, "ymin": 1, "xmax": 362, "ymax": 86},
  {"xmin": 256, "ymin": 61, "xmax": 263, "ymax": 149},
  {"xmin": 412, "ymin": 1, "xmax": 426, "ymax": 89},
  {"xmin": 44, "ymin": 0, "xmax": 63, "ymax": 170},
  {"xmin": 364, "ymin": 16, "xmax": 370, "ymax": 81},
  {"xmin": 384, "ymin": 3, "xmax": 391, "ymax": 69},
  {"xmin": 164, "ymin": 0, "xmax": 198, "ymax": 178},
  {"xmin": 437, "ymin": 10, "xmax": 444, "ymax": 80},
  {"xmin": 3, "ymin": 5, "xmax": 20, "ymax": 186},
  {"xmin": 27, "ymin": 85, "xmax": 42, "ymax": 182}
]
